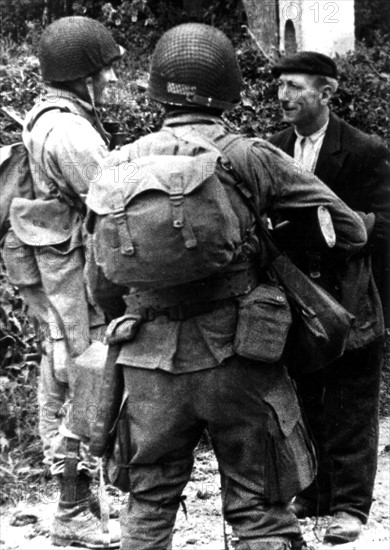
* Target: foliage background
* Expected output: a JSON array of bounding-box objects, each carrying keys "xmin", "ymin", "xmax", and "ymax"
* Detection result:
[{"xmin": 1, "ymin": 0, "xmax": 389, "ymax": 501}]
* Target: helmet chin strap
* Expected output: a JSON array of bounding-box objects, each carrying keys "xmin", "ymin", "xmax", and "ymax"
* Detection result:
[{"xmin": 86, "ymin": 76, "xmax": 110, "ymax": 146}]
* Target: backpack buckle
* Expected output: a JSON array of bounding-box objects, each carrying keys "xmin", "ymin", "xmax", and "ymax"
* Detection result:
[{"xmin": 140, "ymin": 307, "xmax": 157, "ymax": 322}]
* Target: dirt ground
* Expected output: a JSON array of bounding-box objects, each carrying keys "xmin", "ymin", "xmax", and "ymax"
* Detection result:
[{"xmin": 1, "ymin": 417, "xmax": 389, "ymax": 550}]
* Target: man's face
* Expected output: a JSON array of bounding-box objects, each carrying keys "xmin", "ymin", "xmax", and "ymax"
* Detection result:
[
  {"xmin": 277, "ymin": 73, "xmax": 323, "ymax": 128},
  {"xmin": 93, "ymin": 66, "xmax": 118, "ymax": 105}
]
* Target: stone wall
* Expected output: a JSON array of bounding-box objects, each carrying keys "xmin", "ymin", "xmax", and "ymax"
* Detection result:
[{"xmin": 243, "ymin": 0, "xmax": 355, "ymax": 57}]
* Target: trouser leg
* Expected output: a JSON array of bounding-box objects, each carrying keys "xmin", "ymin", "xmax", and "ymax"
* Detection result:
[
  {"xmin": 121, "ymin": 366, "xmax": 203, "ymax": 550},
  {"xmin": 294, "ymin": 338, "xmax": 383, "ymax": 522},
  {"xmin": 206, "ymin": 358, "xmax": 313, "ymax": 546},
  {"xmin": 120, "ymin": 361, "xmax": 314, "ymax": 549},
  {"xmin": 38, "ymin": 351, "xmax": 67, "ymax": 468},
  {"xmin": 122, "ymin": 457, "xmax": 193, "ymax": 550},
  {"xmin": 293, "ymin": 370, "xmax": 331, "ymax": 513},
  {"xmin": 324, "ymin": 339, "xmax": 383, "ymax": 521},
  {"xmin": 38, "ymin": 339, "xmax": 98, "ymax": 477}
]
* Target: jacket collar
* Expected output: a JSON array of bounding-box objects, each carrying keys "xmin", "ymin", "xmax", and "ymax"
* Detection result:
[
  {"xmin": 314, "ymin": 112, "xmax": 347, "ymax": 188},
  {"xmin": 44, "ymin": 86, "xmax": 95, "ymax": 118}
]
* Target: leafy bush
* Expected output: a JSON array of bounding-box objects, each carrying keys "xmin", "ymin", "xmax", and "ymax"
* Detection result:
[
  {"xmin": 0, "ymin": 39, "xmax": 43, "ymax": 143},
  {"xmin": 333, "ymin": 37, "xmax": 390, "ymax": 144},
  {"xmin": 0, "ymin": 263, "xmax": 42, "ymax": 502}
]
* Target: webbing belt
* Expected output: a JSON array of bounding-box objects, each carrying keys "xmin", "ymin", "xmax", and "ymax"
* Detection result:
[{"xmin": 125, "ymin": 263, "xmax": 260, "ymax": 322}]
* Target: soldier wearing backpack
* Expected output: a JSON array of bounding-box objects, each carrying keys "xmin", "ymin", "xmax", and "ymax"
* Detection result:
[
  {"xmin": 86, "ymin": 24, "xmax": 368, "ymax": 550},
  {"xmin": 2, "ymin": 16, "xmax": 125, "ymax": 548}
]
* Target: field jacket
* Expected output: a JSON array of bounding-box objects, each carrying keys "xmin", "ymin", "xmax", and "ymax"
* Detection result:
[
  {"xmin": 4, "ymin": 88, "xmax": 121, "ymax": 353},
  {"xmin": 87, "ymin": 112, "xmax": 367, "ymax": 373}
]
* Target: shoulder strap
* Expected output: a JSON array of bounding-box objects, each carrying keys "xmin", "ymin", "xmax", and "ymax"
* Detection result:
[
  {"xmin": 27, "ymin": 105, "xmax": 86, "ymax": 215},
  {"xmin": 212, "ymin": 132, "xmax": 282, "ymax": 260},
  {"xmin": 26, "ymin": 105, "xmax": 70, "ymax": 132}
]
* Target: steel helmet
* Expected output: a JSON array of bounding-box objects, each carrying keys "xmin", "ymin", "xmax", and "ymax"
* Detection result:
[
  {"xmin": 39, "ymin": 16, "xmax": 124, "ymax": 82},
  {"xmin": 148, "ymin": 23, "xmax": 242, "ymax": 111}
]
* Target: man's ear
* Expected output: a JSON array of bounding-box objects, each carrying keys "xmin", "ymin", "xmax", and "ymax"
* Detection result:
[{"xmin": 321, "ymin": 85, "xmax": 333, "ymax": 105}]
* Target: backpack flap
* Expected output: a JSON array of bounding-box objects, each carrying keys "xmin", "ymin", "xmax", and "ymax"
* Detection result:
[{"xmin": 90, "ymin": 150, "xmax": 243, "ymax": 288}]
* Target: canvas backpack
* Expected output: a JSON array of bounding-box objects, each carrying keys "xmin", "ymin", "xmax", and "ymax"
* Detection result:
[
  {"xmin": 0, "ymin": 105, "xmax": 70, "ymax": 243},
  {"xmin": 0, "ymin": 142, "xmax": 34, "ymax": 242},
  {"xmin": 87, "ymin": 131, "xmax": 251, "ymax": 289}
]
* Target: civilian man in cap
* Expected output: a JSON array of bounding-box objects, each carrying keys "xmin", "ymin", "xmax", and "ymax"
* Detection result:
[{"xmin": 269, "ymin": 51, "xmax": 390, "ymax": 544}]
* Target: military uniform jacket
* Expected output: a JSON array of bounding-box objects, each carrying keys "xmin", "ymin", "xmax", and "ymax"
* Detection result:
[
  {"xmin": 88, "ymin": 112, "xmax": 368, "ymax": 371},
  {"xmin": 3, "ymin": 88, "xmax": 120, "ymax": 352}
]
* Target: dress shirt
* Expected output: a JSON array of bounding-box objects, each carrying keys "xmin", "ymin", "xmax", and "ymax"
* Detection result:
[{"xmin": 294, "ymin": 119, "xmax": 329, "ymax": 172}]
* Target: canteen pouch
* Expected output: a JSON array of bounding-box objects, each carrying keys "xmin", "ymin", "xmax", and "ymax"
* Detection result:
[{"xmin": 233, "ymin": 284, "xmax": 292, "ymax": 363}]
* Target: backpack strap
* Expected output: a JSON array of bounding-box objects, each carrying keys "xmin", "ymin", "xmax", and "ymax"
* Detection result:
[
  {"xmin": 27, "ymin": 105, "xmax": 86, "ymax": 215},
  {"xmin": 212, "ymin": 133, "xmax": 282, "ymax": 259},
  {"xmin": 26, "ymin": 105, "xmax": 70, "ymax": 132}
]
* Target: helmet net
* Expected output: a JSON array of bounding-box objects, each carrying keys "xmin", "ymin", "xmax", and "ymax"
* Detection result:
[
  {"xmin": 148, "ymin": 23, "xmax": 242, "ymax": 110},
  {"xmin": 39, "ymin": 16, "xmax": 122, "ymax": 82}
]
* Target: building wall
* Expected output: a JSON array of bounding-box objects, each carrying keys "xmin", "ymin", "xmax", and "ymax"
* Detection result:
[
  {"xmin": 279, "ymin": 0, "xmax": 355, "ymax": 56},
  {"xmin": 242, "ymin": 0, "xmax": 279, "ymax": 55},
  {"xmin": 243, "ymin": 0, "xmax": 355, "ymax": 57}
]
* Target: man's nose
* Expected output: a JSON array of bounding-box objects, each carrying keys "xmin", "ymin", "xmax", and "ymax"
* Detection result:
[
  {"xmin": 278, "ymin": 85, "xmax": 288, "ymax": 101},
  {"xmin": 107, "ymin": 67, "xmax": 118, "ymax": 83}
]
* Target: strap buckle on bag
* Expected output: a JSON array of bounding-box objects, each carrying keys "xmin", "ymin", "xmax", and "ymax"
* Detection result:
[
  {"xmin": 111, "ymin": 189, "xmax": 135, "ymax": 256},
  {"xmin": 139, "ymin": 301, "xmax": 229, "ymax": 322},
  {"xmin": 140, "ymin": 304, "xmax": 187, "ymax": 322}
]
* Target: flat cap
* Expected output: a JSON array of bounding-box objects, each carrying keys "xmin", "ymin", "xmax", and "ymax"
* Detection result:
[{"xmin": 272, "ymin": 51, "xmax": 337, "ymax": 79}]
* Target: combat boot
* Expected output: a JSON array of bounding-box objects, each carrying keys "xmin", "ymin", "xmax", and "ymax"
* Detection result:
[
  {"xmin": 52, "ymin": 498, "xmax": 120, "ymax": 548},
  {"xmin": 234, "ymin": 535, "xmax": 307, "ymax": 550},
  {"xmin": 51, "ymin": 438, "xmax": 120, "ymax": 548}
]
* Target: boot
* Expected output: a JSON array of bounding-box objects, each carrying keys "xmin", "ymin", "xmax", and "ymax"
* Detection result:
[
  {"xmin": 51, "ymin": 438, "xmax": 120, "ymax": 548},
  {"xmin": 234, "ymin": 535, "xmax": 307, "ymax": 550},
  {"xmin": 323, "ymin": 511, "xmax": 363, "ymax": 544},
  {"xmin": 89, "ymin": 493, "xmax": 120, "ymax": 519},
  {"xmin": 234, "ymin": 537, "xmax": 296, "ymax": 550}
]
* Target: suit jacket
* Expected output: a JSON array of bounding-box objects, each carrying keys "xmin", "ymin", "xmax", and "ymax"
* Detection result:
[{"xmin": 270, "ymin": 112, "xmax": 390, "ymax": 346}]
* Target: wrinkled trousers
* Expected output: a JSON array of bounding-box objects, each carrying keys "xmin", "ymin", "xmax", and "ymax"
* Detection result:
[
  {"xmin": 120, "ymin": 357, "xmax": 316, "ymax": 550},
  {"xmin": 294, "ymin": 337, "xmax": 384, "ymax": 522},
  {"xmin": 3, "ymin": 229, "xmax": 103, "ymax": 478},
  {"xmin": 37, "ymin": 343, "xmax": 99, "ymax": 476}
]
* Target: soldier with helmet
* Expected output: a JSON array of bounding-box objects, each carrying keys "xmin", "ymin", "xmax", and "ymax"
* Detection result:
[
  {"xmin": 2, "ymin": 16, "xmax": 125, "ymax": 548},
  {"xmin": 87, "ymin": 23, "xmax": 368, "ymax": 550}
]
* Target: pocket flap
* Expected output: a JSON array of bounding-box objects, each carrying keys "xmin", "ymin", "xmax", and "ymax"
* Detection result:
[
  {"xmin": 240, "ymin": 285, "xmax": 288, "ymax": 307},
  {"xmin": 263, "ymin": 375, "xmax": 300, "ymax": 437},
  {"xmin": 10, "ymin": 197, "xmax": 79, "ymax": 245}
]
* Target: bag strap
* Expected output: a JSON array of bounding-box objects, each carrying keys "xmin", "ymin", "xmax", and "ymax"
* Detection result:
[
  {"xmin": 26, "ymin": 104, "xmax": 70, "ymax": 132},
  {"xmin": 27, "ymin": 105, "xmax": 86, "ymax": 215},
  {"xmin": 211, "ymin": 133, "xmax": 283, "ymax": 261}
]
